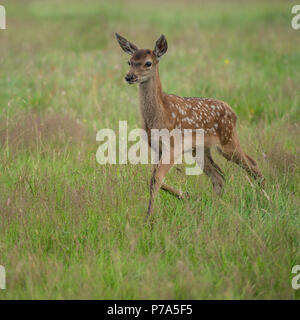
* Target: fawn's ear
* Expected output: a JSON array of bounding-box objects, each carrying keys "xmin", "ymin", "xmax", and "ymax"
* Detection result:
[
  {"xmin": 115, "ymin": 33, "xmax": 138, "ymax": 55},
  {"xmin": 154, "ymin": 34, "xmax": 168, "ymax": 59}
]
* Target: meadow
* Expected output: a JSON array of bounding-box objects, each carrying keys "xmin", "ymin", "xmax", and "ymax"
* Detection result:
[{"xmin": 0, "ymin": 0, "xmax": 299, "ymax": 299}]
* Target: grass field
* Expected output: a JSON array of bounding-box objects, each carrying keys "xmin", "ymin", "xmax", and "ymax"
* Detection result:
[{"xmin": 0, "ymin": 0, "xmax": 300, "ymax": 299}]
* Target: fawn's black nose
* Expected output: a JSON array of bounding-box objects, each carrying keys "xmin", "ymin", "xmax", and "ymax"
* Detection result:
[
  {"xmin": 125, "ymin": 74, "xmax": 137, "ymax": 83},
  {"xmin": 125, "ymin": 74, "xmax": 133, "ymax": 82}
]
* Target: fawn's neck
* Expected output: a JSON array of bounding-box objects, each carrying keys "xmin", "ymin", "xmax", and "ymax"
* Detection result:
[{"xmin": 138, "ymin": 67, "xmax": 165, "ymax": 130}]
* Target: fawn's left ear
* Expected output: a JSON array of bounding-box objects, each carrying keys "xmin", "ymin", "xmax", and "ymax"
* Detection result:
[
  {"xmin": 115, "ymin": 33, "xmax": 138, "ymax": 55},
  {"xmin": 154, "ymin": 34, "xmax": 168, "ymax": 59}
]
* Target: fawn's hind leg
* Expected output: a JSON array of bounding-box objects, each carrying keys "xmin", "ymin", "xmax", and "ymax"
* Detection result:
[
  {"xmin": 218, "ymin": 131, "xmax": 264, "ymax": 186},
  {"xmin": 201, "ymin": 148, "xmax": 225, "ymax": 195}
]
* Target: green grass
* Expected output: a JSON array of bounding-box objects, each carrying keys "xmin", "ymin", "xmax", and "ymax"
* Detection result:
[{"xmin": 0, "ymin": 0, "xmax": 300, "ymax": 299}]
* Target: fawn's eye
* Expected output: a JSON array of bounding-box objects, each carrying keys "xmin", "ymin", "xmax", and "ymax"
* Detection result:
[
  {"xmin": 145, "ymin": 61, "xmax": 152, "ymax": 67},
  {"xmin": 128, "ymin": 61, "xmax": 131, "ymax": 65}
]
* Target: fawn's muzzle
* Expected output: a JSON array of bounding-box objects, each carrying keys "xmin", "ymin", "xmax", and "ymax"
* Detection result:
[{"xmin": 125, "ymin": 74, "xmax": 137, "ymax": 84}]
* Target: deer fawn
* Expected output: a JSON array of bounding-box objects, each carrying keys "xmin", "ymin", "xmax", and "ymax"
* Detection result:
[{"xmin": 115, "ymin": 33, "xmax": 265, "ymax": 219}]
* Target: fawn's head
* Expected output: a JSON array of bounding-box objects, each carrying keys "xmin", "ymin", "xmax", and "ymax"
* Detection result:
[{"xmin": 115, "ymin": 33, "xmax": 168, "ymax": 84}]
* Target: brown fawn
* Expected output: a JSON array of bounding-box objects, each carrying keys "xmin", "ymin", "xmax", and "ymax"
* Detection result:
[{"xmin": 115, "ymin": 33, "xmax": 265, "ymax": 219}]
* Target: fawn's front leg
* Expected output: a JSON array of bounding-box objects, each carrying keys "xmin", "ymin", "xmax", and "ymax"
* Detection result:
[{"xmin": 146, "ymin": 162, "xmax": 174, "ymax": 220}]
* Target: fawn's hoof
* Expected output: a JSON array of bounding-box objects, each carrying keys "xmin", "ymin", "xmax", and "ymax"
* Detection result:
[
  {"xmin": 212, "ymin": 181, "xmax": 224, "ymax": 196},
  {"xmin": 178, "ymin": 191, "xmax": 190, "ymax": 200},
  {"xmin": 184, "ymin": 191, "xmax": 191, "ymax": 200}
]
